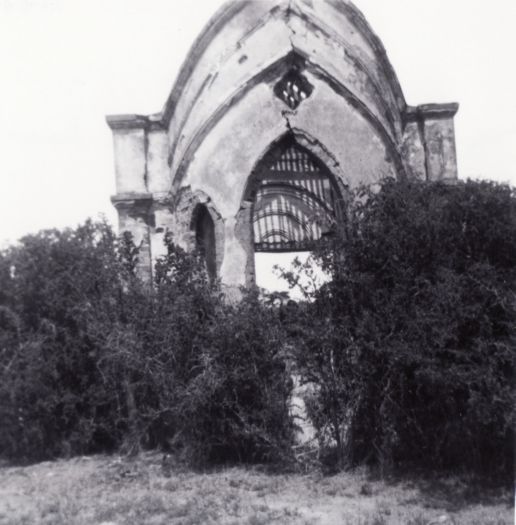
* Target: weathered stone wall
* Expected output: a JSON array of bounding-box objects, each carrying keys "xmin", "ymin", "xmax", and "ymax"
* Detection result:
[
  {"xmin": 112, "ymin": 195, "xmax": 153, "ymax": 282},
  {"xmin": 146, "ymin": 129, "xmax": 170, "ymax": 196},
  {"xmin": 178, "ymin": 74, "xmax": 399, "ymax": 286},
  {"xmin": 106, "ymin": 0, "xmax": 460, "ymax": 289},
  {"xmin": 403, "ymin": 103, "xmax": 459, "ymax": 182}
]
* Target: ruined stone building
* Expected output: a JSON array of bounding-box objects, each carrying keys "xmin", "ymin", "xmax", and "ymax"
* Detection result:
[{"xmin": 107, "ymin": 0, "xmax": 458, "ymax": 293}]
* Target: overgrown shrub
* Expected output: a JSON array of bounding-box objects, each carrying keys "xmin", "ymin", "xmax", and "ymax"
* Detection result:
[
  {"xmin": 283, "ymin": 179, "xmax": 515, "ymax": 481},
  {"xmin": 0, "ymin": 221, "xmax": 136, "ymax": 459},
  {"xmin": 116, "ymin": 236, "xmax": 294, "ymax": 466},
  {"xmin": 0, "ymin": 222, "xmax": 293, "ymax": 465}
]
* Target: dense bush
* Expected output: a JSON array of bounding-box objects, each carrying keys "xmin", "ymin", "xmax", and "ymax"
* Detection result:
[
  {"xmin": 0, "ymin": 221, "xmax": 133, "ymax": 459},
  {"xmin": 0, "ymin": 222, "xmax": 293, "ymax": 465},
  {"xmin": 2, "ymin": 178, "xmax": 513, "ymax": 483},
  {"xmin": 283, "ymin": 179, "xmax": 515, "ymax": 481},
  {"xmin": 135, "ymin": 237, "xmax": 293, "ymax": 465}
]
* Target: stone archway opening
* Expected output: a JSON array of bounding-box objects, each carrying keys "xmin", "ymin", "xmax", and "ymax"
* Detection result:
[
  {"xmin": 192, "ymin": 203, "xmax": 217, "ymax": 282},
  {"xmin": 246, "ymin": 135, "xmax": 343, "ymax": 298}
]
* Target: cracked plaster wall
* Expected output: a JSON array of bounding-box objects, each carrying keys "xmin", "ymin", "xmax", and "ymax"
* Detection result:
[{"xmin": 176, "ymin": 72, "xmax": 398, "ymax": 287}]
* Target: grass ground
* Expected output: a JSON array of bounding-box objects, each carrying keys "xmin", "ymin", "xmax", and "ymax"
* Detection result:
[{"xmin": 0, "ymin": 453, "xmax": 512, "ymax": 525}]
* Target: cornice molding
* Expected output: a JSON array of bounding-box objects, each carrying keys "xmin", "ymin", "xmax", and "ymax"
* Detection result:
[
  {"xmin": 106, "ymin": 114, "xmax": 166, "ymax": 132},
  {"xmin": 405, "ymin": 103, "xmax": 459, "ymax": 122},
  {"xmin": 111, "ymin": 193, "xmax": 154, "ymax": 210}
]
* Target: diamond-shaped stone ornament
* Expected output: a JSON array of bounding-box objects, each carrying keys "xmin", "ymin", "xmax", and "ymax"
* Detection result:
[{"xmin": 274, "ymin": 70, "xmax": 314, "ymax": 110}]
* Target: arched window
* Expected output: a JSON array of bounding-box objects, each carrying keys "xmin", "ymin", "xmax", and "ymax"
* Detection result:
[
  {"xmin": 193, "ymin": 204, "xmax": 217, "ymax": 281},
  {"xmin": 249, "ymin": 136, "xmax": 342, "ymax": 253}
]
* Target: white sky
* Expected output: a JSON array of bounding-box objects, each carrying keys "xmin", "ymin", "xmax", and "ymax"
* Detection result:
[{"xmin": 1, "ymin": 0, "xmax": 515, "ymax": 290}]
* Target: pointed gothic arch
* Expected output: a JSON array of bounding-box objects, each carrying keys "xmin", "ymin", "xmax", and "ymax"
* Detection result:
[
  {"xmin": 245, "ymin": 134, "xmax": 345, "ymax": 253},
  {"xmin": 192, "ymin": 203, "xmax": 217, "ymax": 281}
]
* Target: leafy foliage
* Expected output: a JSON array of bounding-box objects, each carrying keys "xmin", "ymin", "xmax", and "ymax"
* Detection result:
[
  {"xmin": 0, "ymin": 222, "xmax": 293, "ymax": 465},
  {"xmin": 1, "ymin": 178, "xmax": 513, "ymax": 484},
  {"xmin": 0, "ymin": 221, "xmax": 132, "ymax": 459},
  {"xmin": 283, "ymin": 179, "xmax": 515, "ymax": 481}
]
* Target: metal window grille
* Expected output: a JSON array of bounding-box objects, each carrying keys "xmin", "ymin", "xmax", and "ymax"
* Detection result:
[{"xmin": 252, "ymin": 140, "xmax": 340, "ymax": 252}]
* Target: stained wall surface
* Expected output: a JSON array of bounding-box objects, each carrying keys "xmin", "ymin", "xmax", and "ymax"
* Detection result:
[{"xmin": 107, "ymin": 0, "xmax": 459, "ymax": 289}]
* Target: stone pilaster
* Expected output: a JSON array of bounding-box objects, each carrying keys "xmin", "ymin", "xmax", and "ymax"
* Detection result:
[
  {"xmin": 404, "ymin": 103, "xmax": 459, "ymax": 182},
  {"xmin": 112, "ymin": 193, "xmax": 154, "ymax": 283}
]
